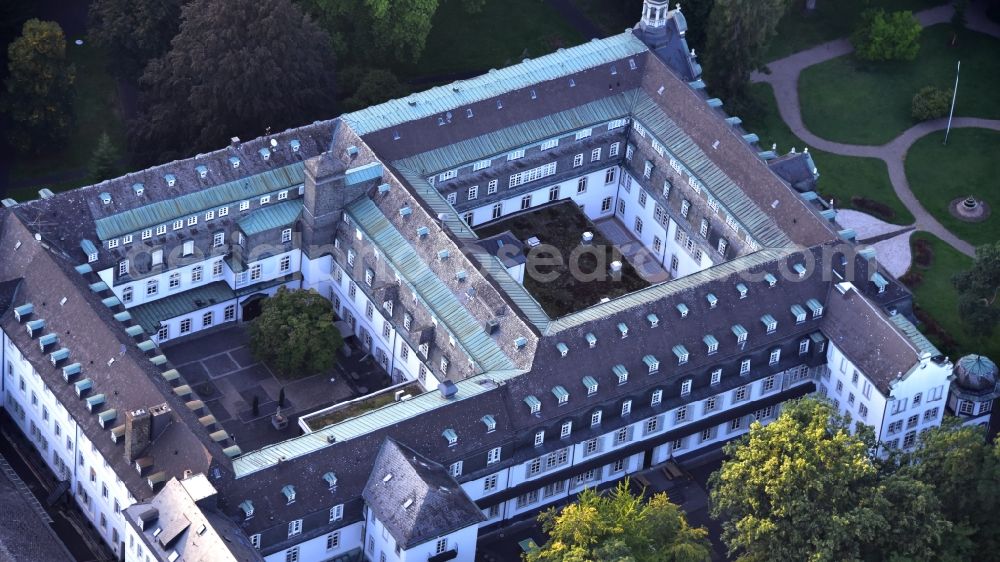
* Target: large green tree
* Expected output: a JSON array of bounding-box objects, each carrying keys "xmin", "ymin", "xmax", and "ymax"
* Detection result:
[
  {"xmin": 249, "ymin": 288, "xmax": 343, "ymax": 377},
  {"xmin": 300, "ymin": 0, "xmax": 439, "ymax": 64},
  {"xmin": 89, "ymin": 131, "xmax": 119, "ymax": 182},
  {"xmin": 895, "ymin": 419, "xmax": 1000, "ymax": 559},
  {"xmin": 852, "ymin": 9, "xmax": 922, "ymax": 62},
  {"xmin": 703, "ymin": 0, "xmax": 791, "ymax": 104},
  {"xmin": 710, "ymin": 397, "xmax": 953, "ymax": 562},
  {"xmin": 3, "ymin": 19, "xmax": 75, "ymax": 154},
  {"xmin": 526, "ymin": 480, "xmax": 710, "ymax": 562},
  {"xmin": 130, "ymin": 0, "xmax": 336, "ymax": 162},
  {"xmin": 88, "ymin": 0, "xmax": 182, "ymax": 78},
  {"xmin": 952, "ymin": 240, "xmax": 1000, "ymax": 338}
]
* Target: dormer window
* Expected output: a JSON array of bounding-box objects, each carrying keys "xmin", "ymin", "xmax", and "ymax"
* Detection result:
[
  {"xmin": 793, "ymin": 263, "xmax": 806, "ymax": 277},
  {"xmin": 524, "ymin": 395, "xmax": 541, "ymax": 414},
  {"xmin": 440, "ymin": 356, "xmax": 449, "ymax": 372},
  {"xmin": 647, "ymin": 314, "xmax": 659, "ymax": 328},
  {"xmin": 704, "ymin": 335, "xmax": 719, "ymax": 355},
  {"xmin": 556, "ymin": 342, "xmax": 568, "ymax": 357},
  {"xmin": 706, "ymin": 293, "xmax": 718, "ymax": 308},
  {"xmin": 618, "ymin": 323, "xmax": 628, "ymax": 338},
  {"xmin": 515, "ymin": 337, "xmax": 527, "ymax": 349},
  {"xmin": 585, "ymin": 332, "xmax": 597, "ymax": 348},
  {"xmin": 438, "ymin": 250, "xmax": 450, "ymax": 260},
  {"xmin": 290, "ymin": 140, "xmax": 301, "ymax": 152},
  {"xmin": 99, "ymin": 192, "xmax": 111, "ymax": 205},
  {"xmin": 282, "ymin": 485, "xmax": 296, "ymax": 504},
  {"xmin": 583, "ymin": 376, "xmax": 598, "ymax": 396},
  {"xmin": 260, "ymin": 195, "xmax": 270, "ymax": 205},
  {"xmin": 791, "ymin": 304, "xmax": 807, "ymax": 324},
  {"xmin": 680, "ymin": 379, "xmax": 692, "ymax": 396},
  {"xmin": 871, "ymin": 272, "xmax": 889, "ymax": 294},
  {"xmin": 416, "ymin": 226, "xmax": 429, "ymax": 237},
  {"xmin": 443, "ymin": 428, "xmax": 458, "ymax": 446},
  {"xmin": 239, "ymin": 500, "xmax": 254, "ymax": 519},
  {"xmin": 552, "ymin": 386, "xmax": 569, "ymax": 405},
  {"xmin": 769, "ymin": 348, "xmax": 781, "ymax": 365},
  {"xmin": 677, "ymin": 303, "xmax": 689, "ymax": 318},
  {"xmin": 644, "ymin": 355, "xmax": 659, "ymax": 374},
  {"xmin": 418, "ymin": 343, "xmax": 429, "ymax": 357},
  {"xmin": 673, "ymin": 345, "xmax": 689, "ymax": 365},
  {"xmin": 196, "ymin": 165, "xmax": 208, "ymax": 179},
  {"xmin": 761, "ymin": 314, "xmax": 777, "ymax": 334},
  {"xmin": 259, "ymin": 148, "xmax": 271, "ymax": 161},
  {"xmin": 764, "ymin": 273, "xmax": 777, "ymax": 287},
  {"xmin": 229, "ymin": 156, "xmax": 240, "ymax": 169},
  {"xmin": 164, "ymin": 174, "xmax": 176, "ymax": 187},
  {"xmin": 807, "ymin": 298, "xmax": 824, "ymax": 318},
  {"xmin": 481, "ymin": 415, "xmax": 496, "ymax": 432},
  {"xmin": 323, "ymin": 472, "xmax": 337, "ymax": 491},
  {"xmin": 736, "ymin": 283, "xmax": 748, "ymax": 299},
  {"xmin": 132, "ymin": 183, "xmax": 144, "ymax": 197},
  {"xmin": 732, "ymin": 324, "xmax": 748, "ymax": 344},
  {"xmin": 364, "ymin": 268, "xmax": 374, "ymax": 286},
  {"xmin": 613, "ymin": 364, "xmax": 628, "ymax": 385},
  {"xmin": 740, "ymin": 358, "xmax": 751, "ymax": 375}
]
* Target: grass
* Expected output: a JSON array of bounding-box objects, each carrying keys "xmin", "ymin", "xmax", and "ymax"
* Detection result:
[
  {"xmin": 744, "ymin": 83, "xmax": 915, "ymax": 224},
  {"xmin": 8, "ymin": 42, "xmax": 128, "ymax": 202},
  {"xmin": 904, "ymin": 128, "xmax": 1000, "ymax": 247},
  {"xmin": 394, "ymin": 0, "xmax": 584, "ymax": 80},
  {"xmin": 799, "ymin": 25, "xmax": 1000, "ymax": 145},
  {"xmin": 569, "ymin": 0, "xmax": 639, "ymax": 37},
  {"xmin": 904, "ymin": 232, "xmax": 1000, "ymax": 361},
  {"xmin": 766, "ymin": 0, "xmax": 944, "ymax": 62},
  {"xmin": 475, "ymin": 201, "xmax": 649, "ymax": 318},
  {"xmin": 305, "ymin": 382, "xmax": 422, "ymax": 430}
]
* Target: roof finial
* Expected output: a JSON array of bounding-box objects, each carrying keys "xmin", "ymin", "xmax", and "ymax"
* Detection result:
[
  {"xmin": 771, "ymin": 143, "xmax": 777, "ymax": 151},
  {"xmin": 804, "ymin": 147, "xmax": 809, "ymax": 153},
  {"xmin": 675, "ymin": 2, "xmax": 682, "ymax": 11}
]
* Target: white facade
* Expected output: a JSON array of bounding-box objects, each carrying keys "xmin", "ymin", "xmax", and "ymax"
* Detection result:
[
  {"xmin": 363, "ymin": 505, "xmax": 478, "ymax": 562},
  {"xmin": 264, "ymin": 521, "xmax": 364, "ymax": 562}
]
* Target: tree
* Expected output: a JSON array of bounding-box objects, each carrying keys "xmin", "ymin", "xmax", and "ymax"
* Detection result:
[
  {"xmin": 526, "ymin": 480, "xmax": 710, "ymax": 562},
  {"xmin": 852, "ymin": 9, "xmax": 922, "ymax": 62},
  {"xmin": 343, "ymin": 68, "xmax": 409, "ymax": 111},
  {"xmin": 460, "ymin": 0, "xmax": 486, "ymax": 14},
  {"xmin": 130, "ymin": 0, "xmax": 336, "ymax": 162},
  {"xmin": 88, "ymin": 0, "xmax": 182, "ymax": 78},
  {"xmin": 911, "ymin": 86, "xmax": 952, "ymax": 121},
  {"xmin": 89, "ymin": 132, "xmax": 119, "ymax": 182},
  {"xmin": 895, "ymin": 419, "xmax": 1000, "ymax": 559},
  {"xmin": 249, "ymin": 288, "xmax": 343, "ymax": 378},
  {"xmin": 301, "ymin": 0, "xmax": 439, "ymax": 64},
  {"xmin": 953, "ymin": 240, "xmax": 1000, "ymax": 338},
  {"xmin": 3, "ymin": 19, "xmax": 75, "ymax": 154},
  {"xmin": 704, "ymin": 0, "xmax": 792, "ymax": 104}
]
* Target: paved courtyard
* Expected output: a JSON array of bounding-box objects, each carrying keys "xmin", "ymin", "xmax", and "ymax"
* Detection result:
[{"xmin": 162, "ymin": 326, "xmax": 392, "ymax": 450}]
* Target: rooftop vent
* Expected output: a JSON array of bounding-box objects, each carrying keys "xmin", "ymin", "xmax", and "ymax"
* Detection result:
[
  {"xmin": 496, "ymin": 100, "xmax": 503, "ymax": 110},
  {"xmin": 164, "ymin": 174, "xmax": 176, "ymax": 187},
  {"xmin": 270, "ymin": 139, "xmax": 278, "ymax": 149},
  {"xmin": 378, "ymin": 183, "xmax": 391, "ymax": 194},
  {"xmin": 416, "ymin": 226, "xmax": 429, "ymax": 237},
  {"xmin": 530, "ymin": 89, "xmax": 537, "ymax": 100},
  {"xmin": 438, "ymin": 250, "xmax": 450, "ymax": 260},
  {"xmin": 582, "ymin": 231, "xmax": 594, "ymax": 244},
  {"xmin": 392, "ymin": 131, "xmax": 401, "ymax": 140},
  {"xmin": 99, "ymin": 192, "xmax": 112, "ymax": 205},
  {"xmin": 346, "ymin": 146, "xmax": 359, "ymax": 157},
  {"xmin": 439, "ymin": 380, "xmax": 458, "ymax": 399},
  {"xmin": 610, "ymin": 261, "xmax": 622, "ymax": 274},
  {"xmin": 399, "ymin": 206, "xmax": 412, "ymax": 217},
  {"xmin": 466, "ymin": 109, "xmax": 473, "ymax": 118},
  {"xmin": 515, "ymin": 336, "xmax": 528, "ymax": 349},
  {"xmin": 486, "ymin": 318, "xmax": 500, "ymax": 335}
]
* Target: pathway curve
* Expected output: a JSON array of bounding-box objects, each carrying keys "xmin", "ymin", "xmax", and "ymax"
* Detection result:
[{"xmin": 750, "ymin": 1, "xmax": 1000, "ymax": 258}]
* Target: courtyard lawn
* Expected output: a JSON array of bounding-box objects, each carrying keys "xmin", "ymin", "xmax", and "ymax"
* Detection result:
[
  {"xmin": 744, "ymin": 83, "xmax": 915, "ymax": 224},
  {"xmin": 799, "ymin": 25, "xmax": 1000, "ymax": 145},
  {"xmin": 8, "ymin": 43, "xmax": 128, "ymax": 202},
  {"xmin": 475, "ymin": 201, "xmax": 649, "ymax": 318},
  {"xmin": 904, "ymin": 232, "xmax": 1000, "ymax": 361},
  {"xmin": 395, "ymin": 0, "xmax": 584, "ymax": 80},
  {"xmin": 765, "ymin": 0, "xmax": 944, "ymax": 62},
  {"xmin": 904, "ymin": 128, "xmax": 1000, "ymax": 247}
]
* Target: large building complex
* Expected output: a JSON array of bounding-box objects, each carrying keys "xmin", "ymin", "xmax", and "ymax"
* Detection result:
[{"xmin": 0, "ymin": 2, "xmax": 982, "ymax": 561}]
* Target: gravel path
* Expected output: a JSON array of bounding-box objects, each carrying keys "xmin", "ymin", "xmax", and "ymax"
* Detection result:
[{"xmin": 750, "ymin": 1, "xmax": 1000, "ymax": 258}]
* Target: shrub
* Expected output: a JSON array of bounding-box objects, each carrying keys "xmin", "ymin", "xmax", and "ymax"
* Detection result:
[
  {"xmin": 850, "ymin": 196, "xmax": 895, "ymax": 221},
  {"xmin": 913, "ymin": 238, "xmax": 934, "ymax": 268},
  {"xmin": 853, "ymin": 9, "xmax": 922, "ymax": 62},
  {"xmin": 912, "ymin": 86, "xmax": 953, "ymax": 121},
  {"xmin": 899, "ymin": 269, "xmax": 923, "ymax": 288}
]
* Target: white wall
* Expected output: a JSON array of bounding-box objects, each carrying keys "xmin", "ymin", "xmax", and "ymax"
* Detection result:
[{"xmin": 264, "ymin": 521, "xmax": 364, "ymax": 562}]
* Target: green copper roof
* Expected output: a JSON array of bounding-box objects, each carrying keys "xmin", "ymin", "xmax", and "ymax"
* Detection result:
[
  {"xmin": 887, "ymin": 314, "xmax": 941, "ymax": 357},
  {"xmin": 347, "ymin": 197, "xmax": 512, "ymax": 373},
  {"xmin": 130, "ymin": 281, "xmax": 236, "ymax": 334},
  {"xmin": 237, "ymin": 199, "xmax": 303, "ymax": 235},
  {"xmin": 342, "ymin": 33, "xmax": 648, "ymax": 136},
  {"xmin": 95, "ymin": 163, "xmax": 305, "ymax": 240}
]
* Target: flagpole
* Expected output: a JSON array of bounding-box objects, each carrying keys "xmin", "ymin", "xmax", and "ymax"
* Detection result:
[{"xmin": 944, "ymin": 60, "xmax": 961, "ymax": 145}]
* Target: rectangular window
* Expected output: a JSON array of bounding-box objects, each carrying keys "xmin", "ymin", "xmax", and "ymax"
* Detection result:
[
  {"xmin": 191, "ymin": 266, "xmax": 203, "ymax": 283},
  {"xmin": 250, "ymin": 263, "xmax": 262, "ymax": 281},
  {"xmin": 508, "ymin": 149, "xmax": 525, "ymax": 161},
  {"xmin": 577, "ymin": 177, "xmax": 588, "ymax": 194},
  {"xmin": 549, "ymin": 185, "xmax": 560, "ymax": 201},
  {"xmin": 591, "ymin": 148, "xmax": 601, "ymax": 162},
  {"xmin": 202, "ymin": 312, "xmax": 213, "ymax": 328},
  {"xmin": 601, "ymin": 197, "xmax": 612, "ymax": 212},
  {"xmin": 281, "ymin": 228, "xmax": 292, "ymax": 243},
  {"xmin": 326, "ymin": 532, "xmax": 340, "ymax": 551},
  {"xmin": 146, "ymin": 280, "xmax": 158, "ymax": 296},
  {"xmin": 573, "ymin": 154, "xmax": 583, "ymax": 168},
  {"xmin": 213, "ymin": 260, "xmax": 223, "ymax": 277},
  {"xmin": 224, "ymin": 305, "xmax": 236, "ymax": 322},
  {"xmin": 591, "ymin": 410, "xmax": 602, "ymax": 426},
  {"xmin": 468, "ymin": 185, "xmax": 478, "ymax": 200},
  {"xmin": 287, "ymin": 519, "xmax": 302, "ymax": 538},
  {"xmin": 484, "ymin": 474, "xmax": 499, "ymax": 491},
  {"xmin": 180, "ymin": 318, "xmax": 192, "ymax": 334},
  {"xmin": 447, "ymin": 192, "xmax": 457, "ymax": 205},
  {"xmin": 260, "ymin": 195, "xmax": 271, "ymax": 205},
  {"xmin": 610, "ymin": 142, "xmax": 620, "ymax": 157}
]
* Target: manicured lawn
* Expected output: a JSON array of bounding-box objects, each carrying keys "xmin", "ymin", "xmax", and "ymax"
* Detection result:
[
  {"xmin": 475, "ymin": 201, "xmax": 649, "ymax": 318},
  {"xmin": 395, "ymin": 0, "xmax": 584, "ymax": 80},
  {"xmin": 799, "ymin": 25, "xmax": 1000, "ymax": 145},
  {"xmin": 8, "ymin": 42, "xmax": 128, "ymax": 201},
  {"xmin": 904, "ymin": 128, "xmax": 1000, "ymax": 247},
  {"xmin": 743, "ymin": 83, "xmax": 915, "ymax": 224},
  {"xmin": 766, "ymin": 0, "xmax": 944, "ymax": 61},
  {"xmin": 904, "ymin": 232, "xmax": 1000, "ymax": 361}
]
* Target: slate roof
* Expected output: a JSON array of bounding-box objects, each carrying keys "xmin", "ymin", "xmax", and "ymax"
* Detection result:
[
  {"xmin": 0, "ymin": 457, "xmax": 75, "ymax": 561},
  {"xmin": 0, "ymin": 213, "xmax": 226, "ymax": 502},
  {"xmin": 768, "ymin": 151, "xmax": 820, "ymax": 193},
  {"xmin": 476, "ymin": 232, "xmax": 526, "ymax": 268},
  {"xmin": 130, "ymin": 281, "xmax": 237, "ymax": 334},
  {"xmin": 363, "ymin": 439, "xmax": 484, "ymax": 550},
  {"xmin": 823, "ymin": 282, "xmax": 922, "ymax": 393}
]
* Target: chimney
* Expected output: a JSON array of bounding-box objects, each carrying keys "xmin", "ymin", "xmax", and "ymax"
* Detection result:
[
  {"xmin": 125, "ymin": 409, "xmax": 152, "ymax": 461},
  {"xmin": 149, "ymin": 403, "xmax": 172, "ymax": 441}
]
